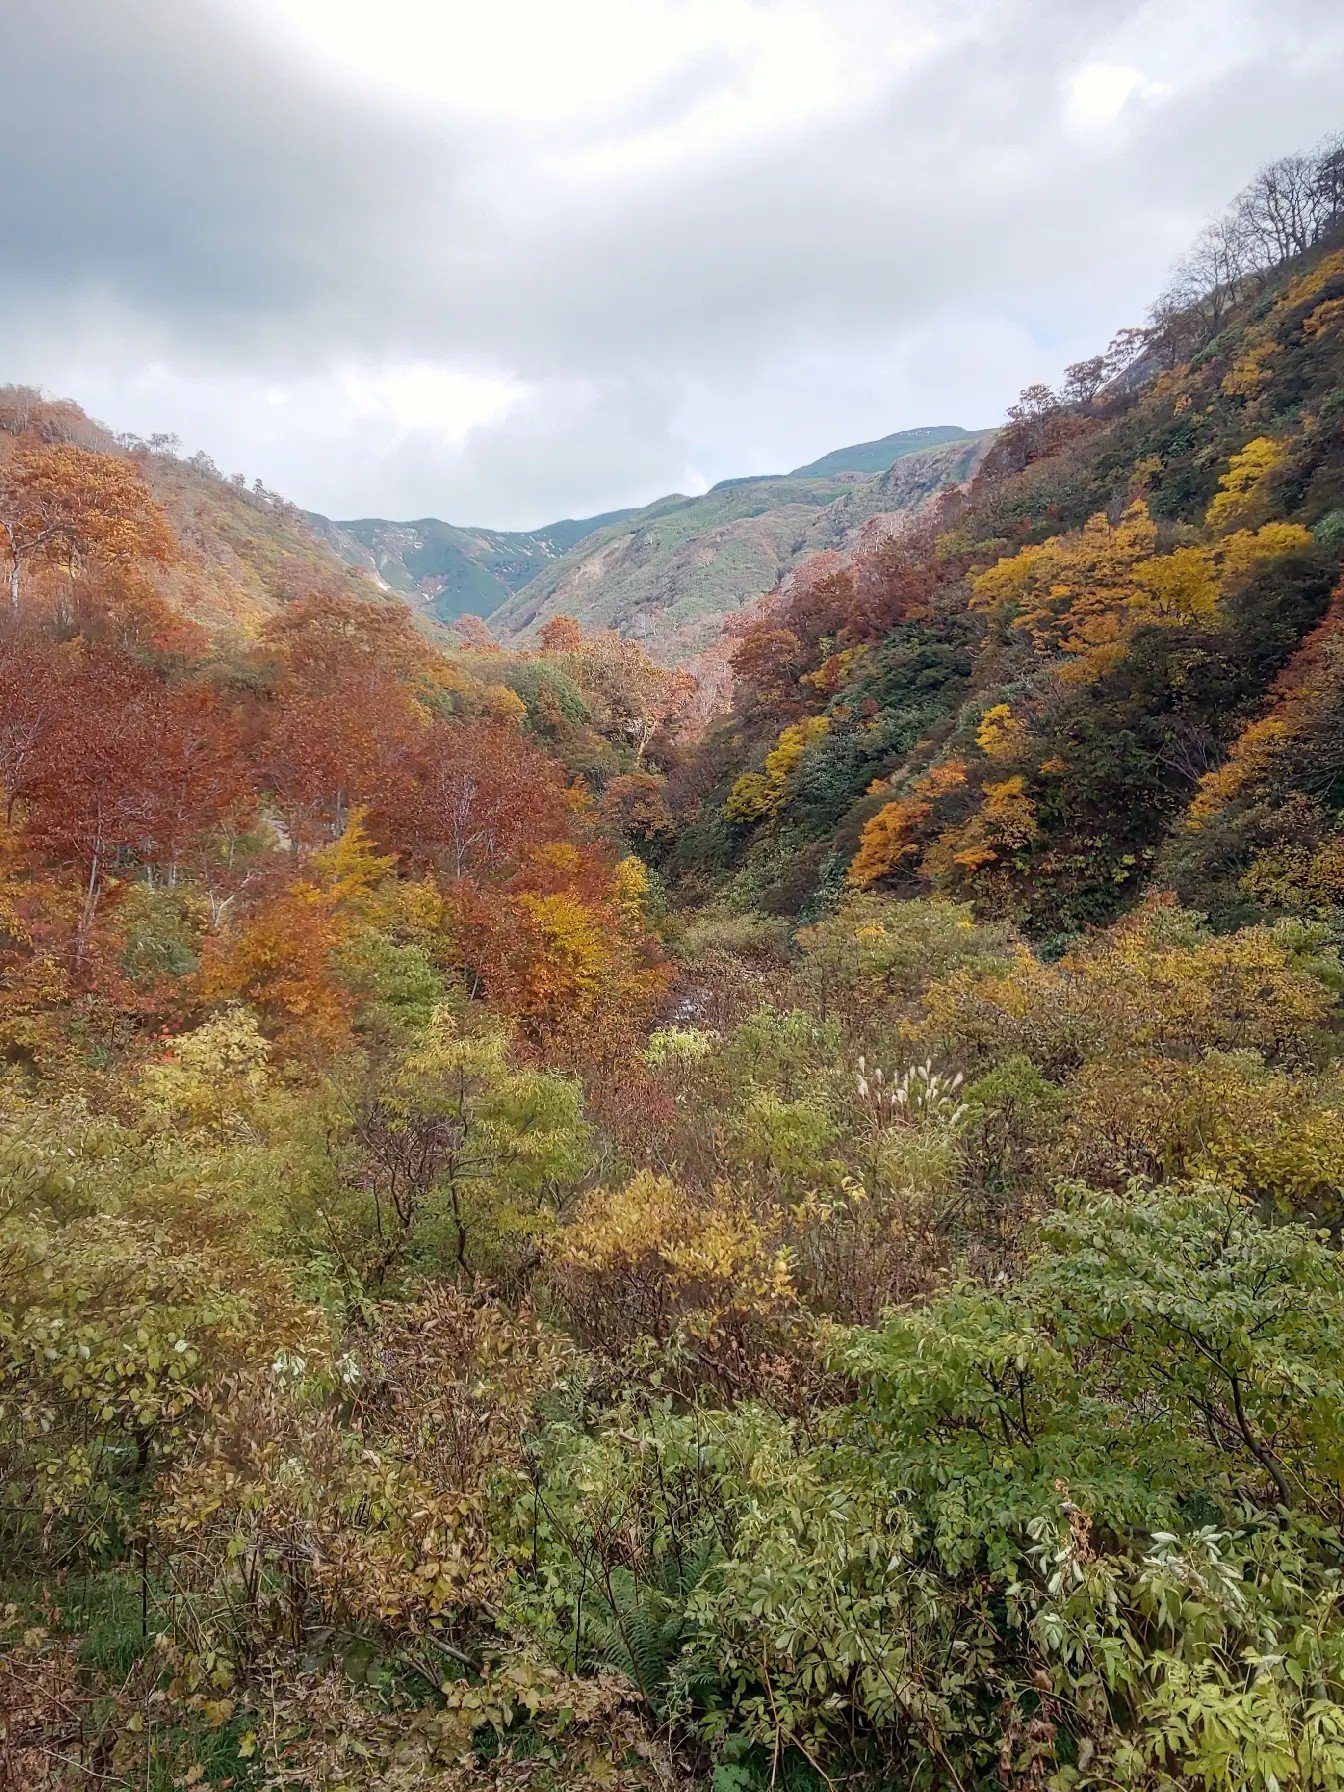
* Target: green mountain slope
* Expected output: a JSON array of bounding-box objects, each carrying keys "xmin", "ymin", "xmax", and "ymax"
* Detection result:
[
  {"xmin": 306, "ymin": 508, "xmax": 637, "ymax": 625},
  {"xmin": 488, "ymin": 432, "xmax": 992, "ymax": 663},
  {"xmin": 306, "ymin": 426, "xmax": 988, "ymax": 653}
]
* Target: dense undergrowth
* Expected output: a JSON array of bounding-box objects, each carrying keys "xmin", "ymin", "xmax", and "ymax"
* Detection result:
[{"xmin": 6, "ymin": 140, "xmax": 1344, "ymax": 1792}]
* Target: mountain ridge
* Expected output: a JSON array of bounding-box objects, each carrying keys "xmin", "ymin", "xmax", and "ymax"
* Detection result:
[
  {"xmin": 790, "ymin": 423, "xmax": 981, "ymax": 477},
  {"xmin": 486, "ymin": 431, "xmax": 994, "ymax": 663},
  {"xmin": 306, "ymin": 424, "xmax": 990, "ymax": 656}
]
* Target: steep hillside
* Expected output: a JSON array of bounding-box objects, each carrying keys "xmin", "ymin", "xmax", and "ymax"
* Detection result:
[
  {"xmin": 307, "ymin": 507, "xmax": 637, "ymax": 625},
  {"xmin": 670, "ymin": 155, "xmax": 1344, "ymax": 929},
  {"xmin": 489, "ymin": 431, "xmax": 992, "ymax": 662},
  {"xmin": 0, "ymin": 385, "xmax": 379, "ymax": 637},
  {"xmin": 146, "ymin": 453, "xmax": 376, "ymax": 633}
]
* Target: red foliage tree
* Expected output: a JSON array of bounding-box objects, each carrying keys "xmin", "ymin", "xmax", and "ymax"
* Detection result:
[
  {"xmin": 261, "ymin": 683, "xmax": 421, "ymax": 844},
  {"xmin": 0, "ymin": 632, "xmax": 63, "ymax": 823},
  {"xmin": 10, "ymin": 648, "xmax": 251, "ymax": 945},
  {"xmin": 377, "ymin": 720, "xmax": 572, "ymax": 881},
  {"xmin": 255, "ymin": 590, "xmax": 437, "ymax": 841}
]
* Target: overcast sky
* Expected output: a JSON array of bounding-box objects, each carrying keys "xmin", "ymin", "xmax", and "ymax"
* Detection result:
[{"xmin": 4, "ymin": 0, "xmax": 1342, "ymax": 527}]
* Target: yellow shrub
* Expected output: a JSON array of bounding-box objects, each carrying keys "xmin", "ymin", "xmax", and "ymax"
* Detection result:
[
  {"xmin": 138, "ymin": 1006, "xmax": 272, "ymax": 1134},
  {"xmin": 1242, "ymin": 833, "xmax": 1344, "ymax": 916},
  {"xmin": 558, "ymin": 1172, "xmax": 790, "ymax": 1303},
  {"xmin": 920, "ymin": 899, "xmax": 1333, "ymax": 1073},
  {"xmin": 1057, "ymin": 1050, "xmax": 1344, "ymax": 1213},
  {"xmin": 550, "ymin": 1171, "xmax": 795, "ymax": 1366},
  {"xmin": 724, "ymin": 771, "xmax": 775, "ymax": 823}
]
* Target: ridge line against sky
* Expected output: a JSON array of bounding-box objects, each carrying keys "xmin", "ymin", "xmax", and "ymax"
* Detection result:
[{"xmin": 4, "ymin": 0, "xmax": 1343, "ymax": 529}]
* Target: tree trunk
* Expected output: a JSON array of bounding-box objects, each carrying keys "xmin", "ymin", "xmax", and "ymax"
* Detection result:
[
  {"xmin": 4, "ymin": 522, "xmax": 18, "ymax": 611},
  {"xmin": 76, "ymin": 840, "xmax": 102, "ymax": 960}
]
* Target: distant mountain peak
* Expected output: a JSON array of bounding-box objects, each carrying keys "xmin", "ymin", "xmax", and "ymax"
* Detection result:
[{"xmin": 790, "ymin": 426, "xmax": 981, "ymax": 479}]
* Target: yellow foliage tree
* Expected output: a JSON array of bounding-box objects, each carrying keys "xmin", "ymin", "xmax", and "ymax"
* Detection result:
[
  {"xmin": 972, "ymin": 495, "xmax": 1314, "ymax": 687},
  {"xmin": 972, "ymin": 502, "xmax": 1158, "ymax": 675},
  {"xmin": 975, "ymin": 704, "xmax": 1028, "ymax": 759},
  {"xmin": 1185, "ymin": 715, "xmax": 1294, "ymax": 828},
  {"xmin": 513, "ymin": 891, "xmax": 607, "ymax": 1019},
  {"xmin": 1130, "ymin": 546, "xmax": 1220, "ymax": 623},
  {"xmin": 1215, "ymin": 520, "xmax": 1315, "ymax": 579},
  {"xmin": 1205, "ymin": 437, "xmax": 1286, "ymax": 532},
  {"xmin": 611, "ymin": 853, "xmax": 651, "ymax": 917},
  {"xmin": 724, "ymin": 716, "xmax": 829, "ymax": 823},
  {"xmin": 310, "ymin": 805, "xmax": 398, "ymax": 914},
  {"xmin": 723, "ymin": 771, "xmax": 774, "ymax": 824},
  {"xmin": 919, "ymin": 776, "xmax": 1038, "ymax": 883}
]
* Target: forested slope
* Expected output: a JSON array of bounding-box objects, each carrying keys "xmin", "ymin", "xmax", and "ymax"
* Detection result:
[
  {"xmin": 0, "ymin": 386, "xmax": 359, "ymax": 635},
  {"xmin": 8, "ymin": 137, "xmax": 1344, "ymax": 1792}
]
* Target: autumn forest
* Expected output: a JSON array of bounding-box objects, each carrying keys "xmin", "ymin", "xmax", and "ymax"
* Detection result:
[{"xmin": 5, "ymin": 135, "xmax": 1344, "ymax": 1792}]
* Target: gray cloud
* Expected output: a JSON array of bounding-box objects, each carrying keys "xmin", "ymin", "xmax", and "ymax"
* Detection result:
[{"xmin": 2, "ymin": 0, "xmax": 1342, "ymax": 524}]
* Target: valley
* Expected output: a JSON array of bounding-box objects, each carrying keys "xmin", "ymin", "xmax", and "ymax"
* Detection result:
[{"xmin": 1, "ymin": 132, "xmax": 1344, "ymax": 1792}]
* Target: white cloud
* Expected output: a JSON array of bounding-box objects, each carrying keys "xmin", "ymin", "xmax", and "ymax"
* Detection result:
[
  {"xmin": 255, "ymin": 0, "xmax": 927, "ymax": 136},
  {"xmin": 3, "ymin": 0, "xmax": 1343, "ymax": 525}
]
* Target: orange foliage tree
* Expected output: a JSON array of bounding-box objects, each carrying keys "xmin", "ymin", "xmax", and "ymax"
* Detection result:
[
  {"xmin": 449, "ymin": 869, "xmax": 669, "ymax": 1047},
  {"xmin": 199, "ymin": 881, "xmax": 352, "ymax": 1055},
  {"xmin": 538, "ymin": 614, "xmax": 584, "ymax": 653},
  {"xmin": 0, "ymin": 443, "xmax": 175, "ymax": 609}
]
